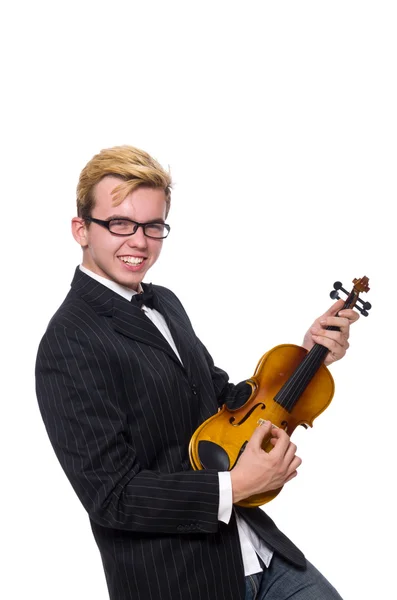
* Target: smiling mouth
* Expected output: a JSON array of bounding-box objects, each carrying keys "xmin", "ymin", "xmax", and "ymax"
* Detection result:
[{"xmin": 119, "ymin": 256, "xmax": 145, "ymax": 265}]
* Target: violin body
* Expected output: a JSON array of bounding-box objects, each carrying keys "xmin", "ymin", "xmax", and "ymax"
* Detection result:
[{"xmin": 189, "ymin": 344, "xmax": 335, "ymax": 508}]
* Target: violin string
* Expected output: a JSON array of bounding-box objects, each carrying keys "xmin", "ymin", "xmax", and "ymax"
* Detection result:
[
  {"xmin": 275, "ymin": 344, "xmax": 327, "ymax": 411},
  {"xmin": 288, "ymin": 345, "xmax": 328, "ymax": 408},
  {"xmin": 274, "ymin": 352, "xmax": 310, "ymax": 408},
  {"xmin": 289, "ymin": 346, "xmax": 327, "ymax": 409},
  {"xmin": 274, "ymin": 354, "xmax": 308, "ymax": 408},
  {"xmin": 282, "ymin": 355, "xmax": 320, "ymax": 412}
]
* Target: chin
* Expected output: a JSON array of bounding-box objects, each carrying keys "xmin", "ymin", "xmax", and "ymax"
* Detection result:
[{"xmin": 119, "ymin": 273, "xmax": 145, "ymax": 290}]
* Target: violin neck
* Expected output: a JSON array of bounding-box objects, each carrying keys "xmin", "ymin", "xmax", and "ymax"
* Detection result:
[
  {"xmin": 273, "ymin": 295, "xmax": 355, "ymax": 412},
  {"xmin": 274, "ymin": 325, "xmax": 339, "ymax": 412}
]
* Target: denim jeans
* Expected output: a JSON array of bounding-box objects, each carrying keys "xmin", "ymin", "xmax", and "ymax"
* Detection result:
[{"xmin": 244, "ymin": 554, "xmax": 343, "ymax": 600}]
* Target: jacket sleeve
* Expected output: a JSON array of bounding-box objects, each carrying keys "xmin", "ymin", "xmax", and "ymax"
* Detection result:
[{"xmin": 35, "ymin": 324, "xmax": 220, "ymax": 534}]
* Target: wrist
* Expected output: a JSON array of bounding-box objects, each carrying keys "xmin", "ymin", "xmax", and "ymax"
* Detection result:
[{"xmin": 230, "ymin": 469, "xmax": 246, "ymax": 504}]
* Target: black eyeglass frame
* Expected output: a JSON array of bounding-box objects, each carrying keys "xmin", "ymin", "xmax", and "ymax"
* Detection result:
[{"xmin": 84, "ymin": 216, "xmax": 171, "ymax": 239}]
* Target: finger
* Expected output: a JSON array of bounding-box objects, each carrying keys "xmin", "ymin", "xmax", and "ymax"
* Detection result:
[
  {"xmin": 285, "ymin": 456, "xmax": 302, "ymax": 480},
  {"xmin": 311, "ymin": 333, "xmax": 348, "ymax": 357},
  {"xmin": 313, "ymin": 335, "xmax": 350, "ymax": 365},
  {"xmin": 319, "ymin": 316, "xmax": 353, "ymax": 336},
  {"xmin": 311, "ymin": 327, "xmax": 348, "ymax": 345},
  {"xmin": 320, "ymin": 299, "xmax": 345, "ymax": 319},
  {"xmin": 312, "ymin": 302, "xmax": 359, "ymax": 332},
  {"xmin": 336, "ymin": 308, "xmax": 360, "ymax": 323},
  {"xmin": 266, "ymin": 426, "xmax": 291, "ymax": 456},
  {"xmin": 290, "ymin": 454, "xmax": 302, "ymax": 471},
  {"xmin": 283, "ymin": 442, "xmax": 298, "ymax": 466},
  {"xmin": 285, "ymin": 470, "xmax": 298, "ymax": 483},
  {"xmin": 320, "ymin": 310, "xmax": 359, "ymax": 330},
  {"xmin": 248, "ymin": 420, "xmax": 273, "ymax": 448}
]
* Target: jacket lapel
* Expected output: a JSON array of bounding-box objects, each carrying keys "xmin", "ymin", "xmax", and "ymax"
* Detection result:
[
  {"xmin": 112, "ymin": 295, "xmax": 183, "ymax": 365},
  {"xmin": 70, "ymin": 268, "xmax": 183, "ymax": 366},
  {"xmin": 152, "ymin": 288, "xmax": 197, "ymax": 370}
]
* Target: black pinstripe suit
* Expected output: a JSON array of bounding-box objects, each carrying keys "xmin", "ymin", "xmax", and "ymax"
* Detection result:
[{"xmin": 36, "ymin": 268, "xmax": 305, "ymax": 600}]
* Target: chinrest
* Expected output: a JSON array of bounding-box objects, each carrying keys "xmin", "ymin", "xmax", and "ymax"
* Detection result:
[{"xmin": 198, "ymin": 440, "xmax": 230, "ymax": 470}]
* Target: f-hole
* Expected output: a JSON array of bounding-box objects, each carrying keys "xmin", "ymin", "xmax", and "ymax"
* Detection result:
[{"xmin": 229, "ymin": 403, "xmax": 266, "ymax": 426}]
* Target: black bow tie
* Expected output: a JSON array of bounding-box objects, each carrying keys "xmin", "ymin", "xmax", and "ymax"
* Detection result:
[{"xmin": 131, "ymin": 284, "xmax": 155, "ymax": 309}]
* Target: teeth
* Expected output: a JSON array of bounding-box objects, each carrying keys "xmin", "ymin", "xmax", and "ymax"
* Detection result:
[{"xmin": 120, "ymin": 256, "xmax": 144, "ymax": 265}]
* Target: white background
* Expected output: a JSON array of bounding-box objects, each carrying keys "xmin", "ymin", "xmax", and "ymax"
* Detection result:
[{"xmin": 1, "ymin": 1, "xmax": 395, "ymax": 599}]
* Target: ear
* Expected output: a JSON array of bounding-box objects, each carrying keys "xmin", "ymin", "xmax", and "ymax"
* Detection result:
[{"xmin": 71, "ymin": 217, "xmax": 89, "ymax": 247}]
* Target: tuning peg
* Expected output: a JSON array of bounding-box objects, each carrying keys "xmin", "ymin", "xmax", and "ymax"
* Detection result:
[
  {"xmin": 330, "ymin": 281, "xmax": 349, "ymax": 300},
  {"xmin": 329, "ymin": 280, "xmax": 372, "ymax": 317},
  {"xmin": 356, "ymin": 299, "xmax": 372, "ymax": 313},
  {"xmin": 358, "ymin": 305, "xmax": 371, "ymax": 316},
  {"xmin": 334, "ymin": 281, "xmax": 350, "ymax": 295}
]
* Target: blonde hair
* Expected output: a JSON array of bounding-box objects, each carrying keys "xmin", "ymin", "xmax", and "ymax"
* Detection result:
[{"xmin": 77, "ymin": 145, "xmax": 172, "ymax": 219}]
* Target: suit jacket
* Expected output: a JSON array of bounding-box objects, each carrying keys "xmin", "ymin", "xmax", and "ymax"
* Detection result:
[{"xmin": 35, "ymin": 268, "xmax": 305, "ymax": 600}]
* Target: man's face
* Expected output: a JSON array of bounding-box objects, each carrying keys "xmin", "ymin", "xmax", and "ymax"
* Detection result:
[{"xmin": 73, "ymin": 176, "xmax": 167, "ymax": 291}]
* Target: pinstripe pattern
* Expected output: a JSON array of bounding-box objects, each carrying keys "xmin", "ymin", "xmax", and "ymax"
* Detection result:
[{"xmin": 36, "ymin": 267, "xmax": 305, "ymax": 600}]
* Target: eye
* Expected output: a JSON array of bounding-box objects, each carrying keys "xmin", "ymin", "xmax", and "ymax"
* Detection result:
[
  {"xmin": 145, "ymin": 223, "xmax": 165, "ymax": 237},
  {"xmin": 109, "ymin": 219, "xmax": 133, "ymax": 233}
]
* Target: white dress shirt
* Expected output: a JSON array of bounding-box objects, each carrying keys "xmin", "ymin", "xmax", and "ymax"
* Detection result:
[{"xmin": 79, "ymin": 265, "xmax": 273, "ymax": 574}]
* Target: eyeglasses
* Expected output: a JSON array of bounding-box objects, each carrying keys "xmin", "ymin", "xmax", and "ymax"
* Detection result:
[{"xmin": 84, "ymin": 217, "xmax": 171, "ymax": 239}]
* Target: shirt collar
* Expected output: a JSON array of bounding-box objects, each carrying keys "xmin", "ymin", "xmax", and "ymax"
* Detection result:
[{"xmin": 79, "ymin": 265, "xmax": 142, "ymax": 301}]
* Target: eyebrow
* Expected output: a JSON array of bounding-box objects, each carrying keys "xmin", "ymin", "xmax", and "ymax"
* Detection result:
[{"xmin": 105, "ymin": 215, "xmax": 166, "ymax": 224}]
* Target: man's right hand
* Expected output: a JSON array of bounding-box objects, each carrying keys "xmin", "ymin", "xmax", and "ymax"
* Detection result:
[{"xmin": 230, "ymin": 421, "xmax": 302, "ymax": 504}]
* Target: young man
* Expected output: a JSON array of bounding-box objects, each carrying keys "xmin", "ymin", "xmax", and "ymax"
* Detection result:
[{"xmin": 36, "ymin": 145, "xmax": 358, "ymax": 600}]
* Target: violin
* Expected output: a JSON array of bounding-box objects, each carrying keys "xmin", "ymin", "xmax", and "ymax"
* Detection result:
[{"xmin": 189, "ymin": 276, "xmax": 371, "ymax": 508}]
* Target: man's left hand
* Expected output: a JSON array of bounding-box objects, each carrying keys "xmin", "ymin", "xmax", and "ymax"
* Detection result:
[{"xmin": 302, "ymin": 299, "xmax": 360, "ymax": 366}]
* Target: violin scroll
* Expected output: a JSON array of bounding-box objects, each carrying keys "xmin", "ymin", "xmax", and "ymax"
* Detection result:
[{"xmin": 329, "ymin": 276, "xmax": 372, "ymax": 316}]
